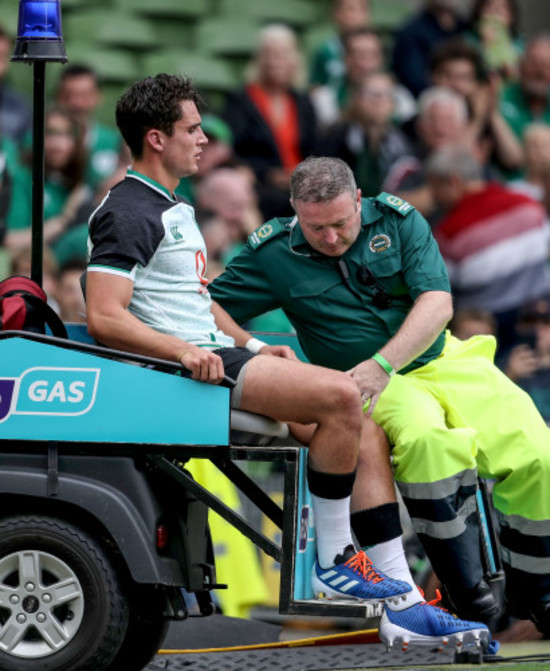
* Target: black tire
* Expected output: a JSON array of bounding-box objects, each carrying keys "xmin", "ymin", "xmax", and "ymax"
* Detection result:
[
  {"xmin": 0, "ymin": 515, "xmax": 129, "ymax": 671},
  {"xmin": 108, "ymin": 586, "xmax": 169, "ymax": 671}
]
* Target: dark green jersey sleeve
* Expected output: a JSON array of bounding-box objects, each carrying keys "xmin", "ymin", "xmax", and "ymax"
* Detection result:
[
  {"xmin": 398, "ymin": 210, "xmax": 451, "ymax": 300},
  {"xmin": 209, "ymin": 245, "xmax": 281, "ymax": 325}
]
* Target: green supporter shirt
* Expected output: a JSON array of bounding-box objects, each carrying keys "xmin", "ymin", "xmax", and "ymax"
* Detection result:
[
  {"xmin": 86, "ymin": 122, "xmax": 122, "ymax": 190},
  {"xmin": 500, "ymin": 81, "xmax": 550, "ymax": 139},
  {"xmin": 6, "ymin": 166, "xmax": 70, "ymax": 231},
  {"xmin": 209, "ymin": 194, "xmax": 451, "ymax": 374}
]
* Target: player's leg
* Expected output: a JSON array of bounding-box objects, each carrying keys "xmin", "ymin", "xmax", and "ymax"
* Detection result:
[
  {"xmin": 352, "ymin": 413, "xmax": 492, "ymax": 651},
  {"xmin": 238, "ymin": 353, "xmax": 412, "ymax": 603}
]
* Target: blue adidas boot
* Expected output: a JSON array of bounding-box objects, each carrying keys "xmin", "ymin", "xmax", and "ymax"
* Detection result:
[{"xmin": 312, "ymin": 545, "xmax": 412, "ymax": 605}]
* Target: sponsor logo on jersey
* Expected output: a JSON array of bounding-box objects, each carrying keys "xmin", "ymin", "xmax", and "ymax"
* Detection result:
[
  {"xmin": 0, "ymin": 367, "xmax": 100, "ymax": 423},
  {"xmin": 369, "ymin": 234, "xmax": 392, "ymax": 253},
  {"xmin": 170, "ymin": 225, "xmax": 183, "ymax": 241}
]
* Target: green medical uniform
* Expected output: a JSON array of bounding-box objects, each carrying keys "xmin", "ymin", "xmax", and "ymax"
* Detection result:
[{"xmin": 210, "ymin": 194, "xmax": 550, "ymax": 612}]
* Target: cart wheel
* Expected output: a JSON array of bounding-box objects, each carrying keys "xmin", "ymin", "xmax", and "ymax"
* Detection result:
[
  {"xmin": 0, "ymin": 515, "xmax": 129, "ymax": 671},
  {"xmin": 108, "ymin": 586, "xmax": 169, "ymax": 671}
]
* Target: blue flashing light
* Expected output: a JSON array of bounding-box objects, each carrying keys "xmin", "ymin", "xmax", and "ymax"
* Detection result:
[{"xmin": 17, "ymin": 0, "xmax": 63, "ymax": 41}]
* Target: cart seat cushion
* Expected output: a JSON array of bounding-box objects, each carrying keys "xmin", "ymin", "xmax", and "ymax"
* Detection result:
[{"xmin": 230, "ymin": 409, "xmax": 289, "ymax": 446}]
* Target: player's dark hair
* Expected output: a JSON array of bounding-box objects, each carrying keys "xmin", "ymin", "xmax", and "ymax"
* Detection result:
[{"xmin": 116, "ymin": 73, "xmax": 202, "ymax": 158}]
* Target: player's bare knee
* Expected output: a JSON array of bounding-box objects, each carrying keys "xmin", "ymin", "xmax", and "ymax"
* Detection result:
[{"xmin": 324, "ymin": 376, "xmax": 363, "ymax": 433}]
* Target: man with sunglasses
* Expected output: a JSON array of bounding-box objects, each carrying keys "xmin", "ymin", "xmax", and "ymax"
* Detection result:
[{"xmin": 210, "ymin": 156, "xmax": 550, "ymax": 641}]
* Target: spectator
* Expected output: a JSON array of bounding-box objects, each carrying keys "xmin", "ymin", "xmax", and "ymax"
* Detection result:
[
  {"xmin": 309, "ymin": 0, "xmax": 371, "ymax": 90},
  {"xmin": 194, "ymin": 115, "xmax": 234, "ymax": 179},
  {"xmin": 429, "ymin": 145, "xmax": 550, "ymax": 346},
  {"xmin": 466, "ymin": 0, "xmax": 522, "ymax": 80},
  {"xmin": 385, "ymin": 87, "xmax": 471, "ymax": 216},
  {"xmin": 429, "ymin": 39, "xmax": 523, "ymax": 171},
  {"xmin": 10, "ymin": 245, "xmax": 60, "ymax": 311},
  {"xmin": 318, "ymin": 71, "xmax": 413, "ymax": 196},
  {"xmin": 175, "ymin": 114, "xmax": 236, "ymax": 205},
  {"xmin": 431, "ymin": 38, "xmax": 486, "ymax": 99},
  {"xmin": 450, "ymin": 307, "xmax": 497, "ymax": 340},
  {"xmin": 392, "ymin": 0, "xmax": 467, "ymax": 97},
  {"xmin": 57, "ymin": 260, "xmax": 87, "ymax": 323},
  {"xmin": 509, "ymin": 123, "xmax": 550, "ymax": 200},
  {"xmin": 500, "ymin": 34, "xmax": 550, "ymax": 140},
  {"xmin": 195, "ymin": 167, "xmax": 261, "ymax": 262},
  {"xmin": 451, "ymin": 303, "xmax": 550, "ymax": 429},
  {"xmin": 55, "ymin": 64, "xmax": 125, "ymax": 190},
  {"xmin": 312, "ymin": 27, "xmax": 416, "ymax": 128},
  {"xmin": 0, "ymin": 24, "xmax": 32, "ymax": 145},
  {"xmin": 0, "ymin": 135, "xmax": 24, "ymax": 246},
  {"xmin": 223, "ymin": 24, "xmax": 317, "ymax": 220},
  {"xmin": 4, "ymin": 107, "xmax": 92, "ymax": 253},
  {"xmin": 52, "ymin": 164, "xmax": 128, "ymax": 267},
  {"xmin": 510, "ymin": 297, "xmax": 550, "ymax": 425}
]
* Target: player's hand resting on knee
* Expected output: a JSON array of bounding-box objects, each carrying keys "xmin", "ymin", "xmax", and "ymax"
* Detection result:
[{"xmin": 258, "ymin": 344, "xmax": 298, "ymax": 359}]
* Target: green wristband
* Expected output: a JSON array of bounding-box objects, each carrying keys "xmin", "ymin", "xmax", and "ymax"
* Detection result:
[{"xmin": 372, "ymin": 352, "xmax": 395, "ymax": 377}]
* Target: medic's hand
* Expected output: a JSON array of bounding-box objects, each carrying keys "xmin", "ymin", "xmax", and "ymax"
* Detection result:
[
  {"xmin": 258, "ymin": 344, "xmax": 298, "ymax": 360},
  {"xmin": 348, "ymin": 359, "xmax": 391, "ymax": 417},
  {"xmin": 178, "ymin": 345, "xmax": 225, "ymax": 384}
]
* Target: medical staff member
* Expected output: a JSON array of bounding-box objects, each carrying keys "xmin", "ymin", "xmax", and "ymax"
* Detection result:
[{"xmin": 210, "ymin": 156, "xmax": 550, "ymax": 636}]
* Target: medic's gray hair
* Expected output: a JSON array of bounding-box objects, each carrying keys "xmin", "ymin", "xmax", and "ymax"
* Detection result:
[{"xmin": 290, "ymin": 157, "xmax": 357, "ymax": 203}]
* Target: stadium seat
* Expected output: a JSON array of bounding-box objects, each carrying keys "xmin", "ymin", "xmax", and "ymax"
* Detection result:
[
  {"xmin": 64, "ymin": 46, "xmax": 139, "ymax": 85},
  {"xmin": 145, "ymin": 18, "xmax": 193, "ymax": 50},
  {"xmin": 61, "ymin": 0, "xmax": 108, "ymax": 10},
  {"xmin": 142, "ymin": 51, "xmax": 240, "ymax": 92},
  {"xmin": 0, "ymin": 0, "xmax": 18, "ymax": 34},
  {"xmin": 64, "ymin": 11, "xmax": 158, "ymax": 52},
  {"xmin": 94, "ymin": 14, "xmax": 158, "ymax": 51},
  {"xmin": 117, "ymin": 0, "xmax": 209, "ymax": 19},
  {"xmin": 370, "ymin": 0, "xmax": 415, "ymax": 32},
  {"xmin": 196, "ymin": 19, "xmax": 262, "ymax": 57},
  {"xmin": 217, "ymin": 0, "xmax": 320, "ymax": 27},
  {"xmin": 302, "ymin": 24, "xmax": 335, "ymax": 60}
]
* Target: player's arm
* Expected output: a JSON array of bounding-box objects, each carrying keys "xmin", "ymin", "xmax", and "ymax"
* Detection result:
[
  {"xmin": 86, "ymin": 271, "xmax": 224, "ymax": 383},
  {"xmin": 211, "ymin": 300, "xmax": 296, "ymax": 359}
]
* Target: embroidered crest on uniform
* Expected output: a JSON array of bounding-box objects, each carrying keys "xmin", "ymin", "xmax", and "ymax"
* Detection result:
[
  {"xmin": 369, "ymin": 234, "xmax": 391, "ymax": 253},
  {"xmin": 257, "ymin": 224, "xmax": 273, "ymax": 239},
  {"xmin": 170, "ymin": 225, "xmax": 183, "ymax": 241},
  {"xmin": 248, "ymin": 219, "xmax": 287, "ymax": 250}
]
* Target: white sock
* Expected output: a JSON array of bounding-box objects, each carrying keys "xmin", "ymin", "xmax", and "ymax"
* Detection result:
[
  {"xmin": 311, "ymin": 493, "xmax": 355, "ymax": 568},
  {"xmin": 365, "ymin": 537, "xmax": 423, "ymax": 604}
]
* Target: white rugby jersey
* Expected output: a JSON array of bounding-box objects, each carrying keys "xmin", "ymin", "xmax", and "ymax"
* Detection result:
[{"xmin": 87, "ymin": 169, "xmax": 234, "ymax": 349}]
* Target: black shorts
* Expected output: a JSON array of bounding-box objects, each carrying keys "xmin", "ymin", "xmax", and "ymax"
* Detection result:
[
  {"xmin": 181, "ymin": 346, "xmax": 255, "ymax": 408},
  {"xmin": 214, "ymin": 347, "xmax": 255, "ymax": 383}
]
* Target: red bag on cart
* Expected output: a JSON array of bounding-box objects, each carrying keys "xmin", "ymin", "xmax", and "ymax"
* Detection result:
[{"xmin": 0, "ymin": 275, "xmax": 67, "ymax": 337}]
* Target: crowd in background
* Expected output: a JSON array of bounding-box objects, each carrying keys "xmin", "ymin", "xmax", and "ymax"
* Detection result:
[{"xmin": 0, "ymin": 0, "xmax": 549, "ymax": 424}]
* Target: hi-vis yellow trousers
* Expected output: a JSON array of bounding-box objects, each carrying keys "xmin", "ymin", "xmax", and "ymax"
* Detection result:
[{"xmin": 373, "ymin": 333, "xmax": 550, "ymax": 607}]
